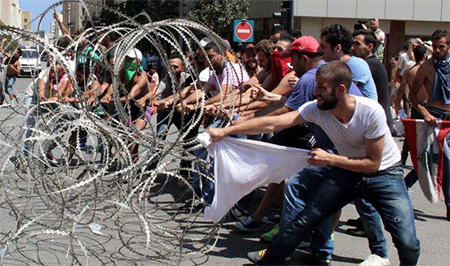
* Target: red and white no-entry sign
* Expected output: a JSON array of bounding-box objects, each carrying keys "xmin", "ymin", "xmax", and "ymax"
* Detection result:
[{"xmin": 233, "ymin": 20, "xmax": 254, "ymax": 43}]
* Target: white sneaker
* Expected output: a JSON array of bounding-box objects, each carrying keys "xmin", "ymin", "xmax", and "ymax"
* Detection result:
[{"xmin": 359, "ymin": 254, "xmax": 390, "ymax": 266}]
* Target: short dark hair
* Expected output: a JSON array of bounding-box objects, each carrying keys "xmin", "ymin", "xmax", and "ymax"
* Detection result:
[
  {"xmin": 16, "ymin": 48, "xmax": 23, "ymax": 56},
  {"xmin": 56, "ymin": 36, "xmax": 70, "ymax": 49},
  {"xmin": 316, "ymin": 60, "xmax": 353, "ymax": 91},
  {"xmin": 169, "ymin": 53, "xmax": 183, "ymax": 61},
  {"xmin": 413, "ymin": 45, "xmax": 428, "ymax": 62},
  {"xmin": 270, "ymin": 27, "xmax": 289, "ymax": 36},
  {"xmin": 204, "ymin": 41, "xmax": 222, "ymax": 55},
  {"xmin": 320, "ymin": 24, "xmax": 353, "ymax": 55},
  {"xmin": 291, "ymin": 29, "xmax": 302, "ymax": 39},
  {"xmin": 279, "ymin": 32, "xmax": 294, "ymax": 43},
  {"xmin": 431, "ymin": 30, "xmax": 450, "ymax": 44},
  {"xmin": 107, "ymin": 31, "xmax": 117, "ymax": 42},
  {"xmin": 354, "ymin": 29, "xmax": 378, "ymax": 49}
]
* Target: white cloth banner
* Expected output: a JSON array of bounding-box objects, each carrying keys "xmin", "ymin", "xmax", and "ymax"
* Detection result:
[{"xmin": 197, "ymin": 133, "xmax": 310, "ymax": 223}]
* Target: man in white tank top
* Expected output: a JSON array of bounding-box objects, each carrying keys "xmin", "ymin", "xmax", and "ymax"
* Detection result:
[{"xmin": 208, "ymin": 60, "xmax": 420, "ymax": 265}]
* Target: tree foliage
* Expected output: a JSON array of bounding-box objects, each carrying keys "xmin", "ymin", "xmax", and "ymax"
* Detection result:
[
  {"xmin": 187, "ymin": 0, "xmax": 250, "ymax": 33},
  {"xmin": 90, "ymin": 0, "xmax": 180, "ymax": 28}
]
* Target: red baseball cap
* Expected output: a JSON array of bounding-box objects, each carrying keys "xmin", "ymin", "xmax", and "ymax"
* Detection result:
[{"xmin": 290, "ymin": 36, "xmax": 320, "ymax": 54}]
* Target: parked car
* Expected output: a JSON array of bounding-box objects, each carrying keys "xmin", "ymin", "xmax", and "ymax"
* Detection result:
[{"xmin": 19, "ymin": 48, "xmax": 41, "ymax": 76}]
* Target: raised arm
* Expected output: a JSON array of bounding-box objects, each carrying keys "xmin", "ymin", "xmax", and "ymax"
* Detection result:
[{"xmin": 53, "ymin": 11, "xmax": 73, "ymax": 43}]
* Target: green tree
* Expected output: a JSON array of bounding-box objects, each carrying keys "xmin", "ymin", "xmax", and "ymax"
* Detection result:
[
  {"xmin": 91, "ymin": 0, "xmax": 180, "ymax": 27},
  {"xmin": 187, "ymin": 0, "xmax": 250, "ymax": 33}
]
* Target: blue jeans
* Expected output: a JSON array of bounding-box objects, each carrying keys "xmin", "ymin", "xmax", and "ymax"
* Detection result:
[
  {"xmin": 192, "ymin": 147, "xmax": 214, "ymax": 204},
  {"xmin": 261, "ymin": 163, "xmax": 420, "ymax": 265},
  {"xmin": 281, "ymin": 166, "xmax": 334, "ymax": 262},
  {"xmin": 4, "ymin": 75, "xmax": 16, "ymax": 95},
  {"xmin": 354, "ymin": 198, "xmax": 388, "ymax": 258}
]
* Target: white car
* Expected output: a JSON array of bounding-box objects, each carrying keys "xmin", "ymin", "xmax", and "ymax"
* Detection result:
[{"xmin": 19, "ymin": 49, "xmax": 41, "ymax": 76}]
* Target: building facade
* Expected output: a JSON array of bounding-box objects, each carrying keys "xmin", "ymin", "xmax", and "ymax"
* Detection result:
[
  {"xmin": 0, "ymin": 0, "xmax": 22, "ymax": 28},
  {"xmin": 291, "ymin": 0, "xmax": 450, "ymax": 64},
  {"xmin": 62, "ymin": 0, "xmax": 84, "ymax": 35},
  {"xmin": 22, "ymin": 11, "xmax": 31, "ymax": 32}
]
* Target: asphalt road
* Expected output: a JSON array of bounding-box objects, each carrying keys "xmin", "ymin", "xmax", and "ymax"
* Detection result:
[{"xmin": 2, "ymin": 75, "xmax": 450, "ymax": 265}]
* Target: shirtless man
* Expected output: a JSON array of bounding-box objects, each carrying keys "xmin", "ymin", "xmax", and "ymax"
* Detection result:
[
  {"xmin": 396, "ymin": 45, "xmax": 428, "ymax": 167},
  {"xmin": 409, "ymin": 30, "xmax": 450, "ymax": 220},
  {"xmin": 410, "ymin": 30, "xmax": 450, "ymax": 125},
  {"xmin": 394, "ymin": 45, "xmax": 428, "ymax": 115}
]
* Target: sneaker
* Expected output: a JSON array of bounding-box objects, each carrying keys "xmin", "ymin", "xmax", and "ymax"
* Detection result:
[
  {"xmin": 229, "ymin": 205, "xmax": 248, "ymax": 221},
  {"xmin": 301, "ymin": 252, "xmax": 332, "ymax": 266},
  {"xmin": 261, "ymin": 215, "xmax": 281, "ymax": 224},
  {"xmin": 234, "ymin": 216, "xmax": 260, "ymax": 232},
  {"xmin": 247, "ymin": 249, "xmax": 267, "ymax": 264},
  {"xmin": 247, "ymin": 249, "xmax": 291, "ymax": 264},
  {"xmin": 359, "ymin": 254, "xmax": 390, "ymax": 266},
  {"xmin": 260, "ymin": 223, "xmax": 279, "ymax": 242}
]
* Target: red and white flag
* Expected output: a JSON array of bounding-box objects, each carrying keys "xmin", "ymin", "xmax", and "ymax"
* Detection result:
[{"xmin": 402, "ymin": 119, "xmax": 450, "ymax": 203}]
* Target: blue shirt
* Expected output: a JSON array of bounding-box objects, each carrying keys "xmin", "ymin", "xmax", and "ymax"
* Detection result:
[{"xmin": 347, "ymin": 56, "xmax": 378, "ymax": 100}]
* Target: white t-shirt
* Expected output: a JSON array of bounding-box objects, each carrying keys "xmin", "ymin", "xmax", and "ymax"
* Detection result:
[
  {"xmin": 207, "ymin": 61, "xmax": 249, "ymax": 96},
  {"xmin": 397, "ymin": 52, "xmax": 415, "ymax": 76},
  {"xmin": 299, "ymin": 96, "xmax": 400, "ymax": 171},
  {"xmin": 151, "ymin": 71, "xmax": 159, "ymax": 86},
  {"xmin": 25, "ymin": 68, "xmax": 49, "ymax": 96}
]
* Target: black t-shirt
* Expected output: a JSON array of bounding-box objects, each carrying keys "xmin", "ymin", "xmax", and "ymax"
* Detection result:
[{"xmin": 366, "ymin": 55, "xmax": 389, "ymax": 111}]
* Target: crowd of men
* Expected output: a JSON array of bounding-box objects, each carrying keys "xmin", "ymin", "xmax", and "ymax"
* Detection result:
[{"xmin": 0, "ymin": 14, "xmax": 449, "ymax": 266}]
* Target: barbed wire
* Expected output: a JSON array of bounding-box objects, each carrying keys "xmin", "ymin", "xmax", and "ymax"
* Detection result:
[{"xmin": 0, "ymin": 1, "xmax": 248, "ymax": 264}]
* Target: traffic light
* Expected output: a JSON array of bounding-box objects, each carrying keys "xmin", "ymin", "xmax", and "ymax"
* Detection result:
[{"xmin": 273, "ymin": 1, "xmax": 292, "ymax": 31}]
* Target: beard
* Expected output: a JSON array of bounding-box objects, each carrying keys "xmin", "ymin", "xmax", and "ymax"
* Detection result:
[
  {"xmin": 317, "ymin": 94, "xmax": 339, "ymax": 110},
  {"xmin": 245, "ymin": 60, "xmax": 258, "ymax": 71},
  {"xmin": 434, "ymin": 50, "xmax": 450, "ymax": 60}
]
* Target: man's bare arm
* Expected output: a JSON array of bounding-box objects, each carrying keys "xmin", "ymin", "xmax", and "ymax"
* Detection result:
[
  {"xmin": 238, "ymin": 71, "xmax": 294, "ymax": 112},
  {"xmin": 54, "ymin": 11, "xmax": 73, "ymax": 43},
  {"xmin": 120, "ymin": 73, "xmax": 148, "ymax": 102},
  {"xmin": 207, "ymin": 110, "xmax": 306, "ymax": 142}
]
